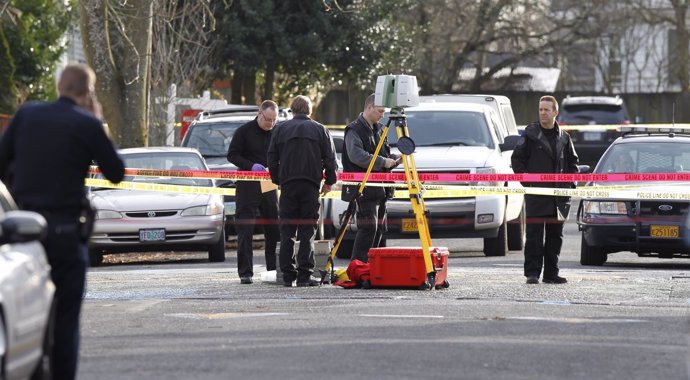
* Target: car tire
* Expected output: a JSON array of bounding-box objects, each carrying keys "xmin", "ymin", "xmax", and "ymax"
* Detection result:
[
  {"xmin": 483, "ymin": 219, "xmax": 508, "ymax": 256},
  {"xmin": 580, "ymin": 234, "xmax": 607, "ymax": 266},
  {"xmin": 30, "ymin": 299, "xmax": 55, "ymax": 380},
  {"xmin": 334, "ymin": 238, "xmax": 354, "ymax": 259},
  {"xmin": 507, "ymin": 205, "xmax": 525, "ymax": 252},
  {"xmin": 88, "ymin": 248, "xmax": 103, "ymax": 267},
  {"xmin": 208, "ymin": 229, "xmax": 226, "ymax": 262}
]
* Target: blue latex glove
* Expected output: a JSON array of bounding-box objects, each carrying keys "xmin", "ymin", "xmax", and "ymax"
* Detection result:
[{"xmin": 251, "ymin": 163, "xmax": 266, "ymax": 172}]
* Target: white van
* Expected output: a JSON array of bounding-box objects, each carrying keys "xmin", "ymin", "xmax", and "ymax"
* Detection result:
[{"xmin": 420, "ymin": 94, "xmax": 519, "ymax": 135}]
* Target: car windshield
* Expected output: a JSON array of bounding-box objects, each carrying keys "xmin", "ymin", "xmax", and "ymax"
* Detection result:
[
  {"xmin": 94, "ymin": 152, "xmax": 213, "ymax": 189},
  {"xmin": 596, "ymin": 142, "xmax": 690, "ymax": 174},
  {"xmin": 559, "ymin": 104, "xmax": 627, "ymax": 124},
  {"xmin": 185, "ymin": 121, "xmax": 245, "ymax": 157},
  {"xmin": 385, "ymin": 111, "xmax": 494, "ymax": 148}
]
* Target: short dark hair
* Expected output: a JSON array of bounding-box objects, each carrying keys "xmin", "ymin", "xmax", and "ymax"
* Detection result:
[
  {"xmin": 290, "ymin": 95, "xmax": 312, "ymax": 115},
  {"xmin": 539, "ymin": 95, "xmax": 559, "ymax": 112},
  {"xmin": 57, "ymin": 64, "xmax": 96, "ymax": 98},
  {"xmin": 260, "ymin": 100, "xmax": 278, "ymax": 112},
  {"xmin": 364, "ymin": 93, "xmax": 376, "ymax": 109}
]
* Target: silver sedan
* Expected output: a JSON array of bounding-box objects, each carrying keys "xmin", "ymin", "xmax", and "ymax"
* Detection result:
[
  {"xmin": 0, "ymin": 181, "xmax": 55, "ymax": 380},
  {"xmin": 88, "ymin": 147, "xmax": 225, "ymax": 265}
]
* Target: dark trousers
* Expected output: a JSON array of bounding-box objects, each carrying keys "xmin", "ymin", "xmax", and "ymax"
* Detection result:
[
  {"xmin": 351, "ymin": 199, "xmax": 386, "ymax": 262},
  {"xmin": 235, "ymin": 183, "xmax": 279, "ymax": 277},
  {"xmin": 42, "ymin": 213, "xmax": 88, "ymax": 380},
  {"xmin": 278, "ymin": 181, "xmax": 320, "ymax": 283},
  {"xmin": 524, "ymin": 218, "xmax": 564, "ymax": 279}
]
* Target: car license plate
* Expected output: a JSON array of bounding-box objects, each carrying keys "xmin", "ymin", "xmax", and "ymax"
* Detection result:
[
  {"xmin": 401, "ymin": 218, "xmax": 418, "ymax": 232},
  {"xmin": 649, "ymin": 225, "xmax": 678, "ymax": 238},
  {"xmin": 139, "ymin": 229, "xmax": 165, "ymax": 242},
  {"xmin": 583, "ymin": 132, "xmax": 602, "ymax": 141}
]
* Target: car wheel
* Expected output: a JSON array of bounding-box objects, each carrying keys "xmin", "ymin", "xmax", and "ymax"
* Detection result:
[
  {"xmin": 507, "ymin": 205, "xmax": 525, "ymax": 251},
  {"xmin": 208, "ymin": 228, "xmax": 226, "ymax": 262},
  {"xmin": 334, "ymin": 238, "xmax": 354, "ymax": 259},
  {"xmin": 30, "ymin": 299, "xmax": 55, "ymax": 380},
  {"xmin": 580, "ymin": 234, "xmax": 606, "ymax": 266},
  {"xmin": 483, "ymin": 219, "xmax": 508, "ymax": 256},
  {"xmin": 88, "ymin": 248, "xmax": 103, "ymax": 267}
]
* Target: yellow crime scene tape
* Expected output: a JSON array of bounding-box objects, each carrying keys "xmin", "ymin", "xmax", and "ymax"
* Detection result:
[{"xmin": 86, "ymin": 178, "xmax": 690, "ymax": 201}]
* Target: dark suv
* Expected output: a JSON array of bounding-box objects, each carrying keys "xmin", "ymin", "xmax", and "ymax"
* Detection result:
[{"xmin": 558, "ymin": 96, "xmax": 631, "ymax": 168}]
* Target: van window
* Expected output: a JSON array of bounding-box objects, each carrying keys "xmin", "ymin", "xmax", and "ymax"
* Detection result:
[
  {"xmin": 489, "ymin": 112, "xmax": 505, "ymax": 142},
  {"xmin": 500, "ymin": 104, "xmax": 518, "ymax": 134},
  {"xmin": 386, "ymin": 110, "xmax": 494, "ymax": 149}
]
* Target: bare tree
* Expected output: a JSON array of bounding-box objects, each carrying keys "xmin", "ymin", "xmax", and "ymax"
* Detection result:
[
  {"xmin": 80, "ymin": 0, "xmax": 217, "ymax": 147},
  {"xmin": 80, "ymin": 0, "xmax": 153, "ymax": 147},
  {"xmin": 631, "ymin": 0, "xmax": 690, "ymax": 92},
  {"xmin": 409, "ymin": 0, "xmax": 610, "ymax": 94},
  {"xmin": 149, "ymin": 0, "xmax": 217, "ymax": 145}
]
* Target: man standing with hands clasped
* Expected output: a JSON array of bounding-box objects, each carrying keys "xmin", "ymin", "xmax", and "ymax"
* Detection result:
[
  {"xmin": 227, "ymin": 100, "xmax": 281, "ymax": 284},
  {"xmin": 267, "ymin": 95, "xmax": 338, "ymax": 287},
  {"xmin": 511, "ymin": 95, "xmax": 579, "ymax": 285},
  {"xmin": 341, "ymin": 93, "xmax": 400, "ymax": 262}
]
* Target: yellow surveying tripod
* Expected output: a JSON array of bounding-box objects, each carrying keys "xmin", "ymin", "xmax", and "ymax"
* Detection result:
[{"xmin": 320, "ymin": 106, "xmax": 439, "ymax": 289}]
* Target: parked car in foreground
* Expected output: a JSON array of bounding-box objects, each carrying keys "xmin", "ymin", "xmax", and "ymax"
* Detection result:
[
  {"xmin": 577, "ymin": 126, "xmax": 690, "ymax": 265},
  {"xmin": 0, "ymin": 181, "xmax": 55, "ymax": 380},
  {"xmin": 329, "ymin": 101, "xmax": 525, "ymax": 258},
  {"xmin": 88, "ymin": 147, "xmax": 225, "ymax": 265}
]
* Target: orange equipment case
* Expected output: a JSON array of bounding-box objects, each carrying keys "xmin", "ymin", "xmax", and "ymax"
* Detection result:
[{"xmin": 368, "ymin": 247, "xmax": 449, "ymax": 289}]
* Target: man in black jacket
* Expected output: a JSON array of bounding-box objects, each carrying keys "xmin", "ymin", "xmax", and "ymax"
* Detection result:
[
  {"xmin": 0, "ymin": 64, "xmax": 125, "ymax": 380},
  {"xmin": 511, "ymin": 95, "xmax": 579, "ymax": 285},
  {"xmin": 227, "ymin": 100, "xmax": 280, "ymax": 284},
  {"xmin": 267, "ymin": 95, "xmax": 337, "ymax": 287},
  {"xmin": 342, "ymin": 93, "xmax": 399, "ymax": 262}
]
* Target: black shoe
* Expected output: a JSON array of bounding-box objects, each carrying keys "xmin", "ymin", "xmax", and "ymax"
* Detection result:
[
  {"xmin": 240, "ymin": 277, "xmax": 253, "ymax": 284},
  {"xmin": 526, "ymin": 276, "xmax": 539, "ymax": 284},
  {"xmin": 542, "ymin": 276, "xmax": 567, "ymax": 284},
  {"xmin": 283, "ymin": 280, "xmax": 294, "ymax": 287},
  {"xmin": 296, "ymin": 279, "xmax": 320, "ymax": 287}
]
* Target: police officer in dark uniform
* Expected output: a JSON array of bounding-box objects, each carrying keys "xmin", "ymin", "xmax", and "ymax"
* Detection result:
[
  {"xmin": 267, "ymin": 95, "xmax": 337, "ymax": 287},
  {"xmin": 227, "ymin": 100, "xmax": 280, "ymax": 284},
  {"xmin": 342, "ymin": 93, "xmax": 399, "ymax": 262},
  {"xmin": 511, "ymin": 95, "xmax": 578, "ymax": 285},
  {"xmin": 0, "ymin": 64, "xmax": 125, "ymax": 380}
]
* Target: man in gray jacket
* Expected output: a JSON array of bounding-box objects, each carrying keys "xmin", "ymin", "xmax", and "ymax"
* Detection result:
[{"xmin": 341, "ymin": 93, "xmax": 399, "ymax": 262}]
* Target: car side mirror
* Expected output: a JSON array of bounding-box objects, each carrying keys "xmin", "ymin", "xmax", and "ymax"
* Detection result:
[
  {"xmin": 577, "ymin": 164, "xmax": 591, "ymax": 173},
  {"xmin": 500, "ymin": 135, "xmax": 522, "ymax": 152},
  {"xmin": 0, "ymin": 210, "xmax": 47, "ymax": 245}
]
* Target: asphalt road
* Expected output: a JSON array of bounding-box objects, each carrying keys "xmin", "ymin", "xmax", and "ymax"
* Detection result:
[{"xmin": 79, "ymin": 219, "xmax": 690, "ymax": 380}]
